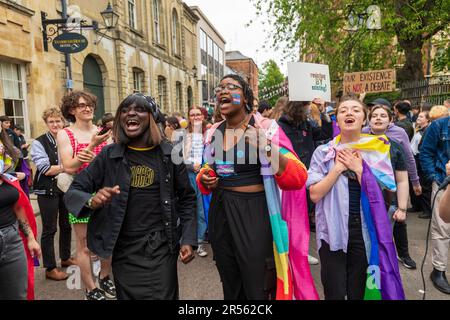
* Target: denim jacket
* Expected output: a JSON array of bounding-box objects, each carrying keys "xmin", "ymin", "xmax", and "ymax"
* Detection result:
[
  {"xmin": 64, "ymin": 142, "xmax": 197, "ymax": 259},
  {"xmin": 419, "ymin": 116, "xmax": 450, "ymax": 185}
]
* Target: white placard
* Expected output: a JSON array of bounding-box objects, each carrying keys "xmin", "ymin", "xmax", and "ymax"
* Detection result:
[{"xmin": 287, "ymin": 62, "xmax": 331, "ymax": 102}]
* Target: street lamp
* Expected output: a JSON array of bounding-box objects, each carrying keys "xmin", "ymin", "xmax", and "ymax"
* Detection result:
[
  {"xmin": 94, "ymin": 2, "xmax": 120, "ymax": 44},
  {"xmin": 100, "ymin": 2, "xmax": 119, "ymax": 29}
]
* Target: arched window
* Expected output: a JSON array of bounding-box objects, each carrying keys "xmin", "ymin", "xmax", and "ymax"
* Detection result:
[
  {"xmin": 172, "ymin": 9, "xmax": 180, "ymax": 55},
  {"xmin": 153, "ymin": 0, "xmax": 161, "ymax": 44}
]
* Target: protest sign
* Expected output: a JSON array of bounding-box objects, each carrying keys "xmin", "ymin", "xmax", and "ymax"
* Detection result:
[
  {"xmin": 343, "ymin": 69, "xmax": 396, "ymax": 94},
  {"xmin": 288, "ymin": 62, "xmax": 331, "ymax": 102}
]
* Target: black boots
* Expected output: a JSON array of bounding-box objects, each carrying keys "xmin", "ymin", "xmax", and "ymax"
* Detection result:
[{"xmin": 430, "ymin": 269, "xmax": 450, "ymax": 294}]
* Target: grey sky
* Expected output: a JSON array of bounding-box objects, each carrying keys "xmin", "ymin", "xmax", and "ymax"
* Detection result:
[{"xmin": 184, "ymin": 0, "xmax": 289, "ymax": 75}]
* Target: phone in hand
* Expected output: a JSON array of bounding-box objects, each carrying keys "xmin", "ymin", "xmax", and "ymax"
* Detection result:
[{"xmin": 98, "ymin": 126, "xmax": 109, "ymax": 136}]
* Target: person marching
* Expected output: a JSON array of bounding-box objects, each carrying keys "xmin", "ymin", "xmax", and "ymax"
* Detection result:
[
  {"xmin": 197, "ymin": 74, "xmax": 318, "ymax": 300},
  {"xmin": 64, "ymin": 93, "xmax": 197, "ymax": 300},
  {"xmin": 307, "ymin": 95, "xmax": 405, "ymax": 300},
  {"xmin": 57, "ymin": 91, "xmax": 114, "ymax": 300},
  {"xmin": 0, "ymin": 126, "xmax": 41, "ymax": 300}
]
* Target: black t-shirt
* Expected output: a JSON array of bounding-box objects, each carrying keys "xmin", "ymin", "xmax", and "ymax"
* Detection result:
[
  {"xmin": 120, "ymin": 146, "xmax": 163, "ymax": 236},
  {"xmin": 348, "ymin": 178, "xmax": 361, "ymax": 216},
  {"xmin": 212, "ymin": 116, "xmax": 263, "ymax": 187},
  {"xmin": 0, "ymin": 182, "xmax": 20, "ymax": 228},
  {"xmin": 390, "ymin": 140, "xmax": 407, "ymax": 172}
]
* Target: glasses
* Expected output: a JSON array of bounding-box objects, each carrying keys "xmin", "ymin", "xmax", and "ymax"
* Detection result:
[
  {"xmin": 76, "ymin": 103, "xmax": 95, "ymax": 111},
  {"xmin": 189, "ymin": 113, "xmax": 203, "ymax": 118},
  {"xmin": 214, "ymin": 83, "xmax": 243, "ymax": 94}
]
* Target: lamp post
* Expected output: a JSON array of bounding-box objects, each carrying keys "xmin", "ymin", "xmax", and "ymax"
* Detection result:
[{"xmin": 41, "ymin": 1, "xmax": 119, "ymax": 90}]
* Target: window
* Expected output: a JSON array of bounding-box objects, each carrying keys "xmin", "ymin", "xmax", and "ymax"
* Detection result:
[
  {"xmin": 132, "ymin": 68, "xmax": 144, "ymax": 93},
  {"xmin": 128, "ymin": 0, "xmax": 137, "ymax": 29},
  {"xmin": 200, "ymin": 29, "xmax": 207, "ymax": 51},
  {"xmin": 187, "ymin": 86, "xmax": 193, "ymax": 109},
  {"xmin": 207, "ymin": 37, "xmax": 213, "ymax": 57},
  {"xmin": 153, "ymin": 0, "xmax": 161, "ymax": 44},
  {"xmin": 176, "ymin": 82, "xmax": 182, "ymax": 111},
  {"xmin": 157, "ymin": 76, "xmax": 167, "ymax": 111},
  {"xmin": 0, "ymin": 62, "xmax": 27, "ymax": 133},
  {"xmin": 172, "ymin": 9, "xmax": 179, "ymax": 55}
]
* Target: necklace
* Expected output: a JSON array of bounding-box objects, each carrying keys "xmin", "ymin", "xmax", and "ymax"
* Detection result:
[{"xmin": 226, "ymin": 114, "xmax": 250, "ymax": 131}]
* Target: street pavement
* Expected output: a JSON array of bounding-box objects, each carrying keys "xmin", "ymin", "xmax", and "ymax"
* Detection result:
[{"xmin": 30, "ymin": 195, "xmax": 450, "ymax": 300}]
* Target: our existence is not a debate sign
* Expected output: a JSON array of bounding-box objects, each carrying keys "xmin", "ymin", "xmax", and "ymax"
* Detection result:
[{"xmin": 343, "ymin": 69, "xmax": 396, "ymax": 95}]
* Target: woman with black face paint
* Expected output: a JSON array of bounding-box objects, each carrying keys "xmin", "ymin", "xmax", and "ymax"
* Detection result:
[{"xmin": 64, "ymin": 94, "xmax": 197, "ymax": 300}]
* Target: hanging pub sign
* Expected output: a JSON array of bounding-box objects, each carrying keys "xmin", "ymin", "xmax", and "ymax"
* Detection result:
[{"xmin": 52, "ymin": 32, "xmax": 88, "ymax": 54}]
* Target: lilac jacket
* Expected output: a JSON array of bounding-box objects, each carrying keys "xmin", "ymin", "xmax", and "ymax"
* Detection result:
[{"xmin": 362, "ymin": 124, "xmax": 420, "ymax": 186}]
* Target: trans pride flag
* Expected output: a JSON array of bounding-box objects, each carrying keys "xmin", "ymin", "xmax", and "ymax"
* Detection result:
[{"xmin": 330, "ymin": 134, "xmax": 405, "ymax": 300}]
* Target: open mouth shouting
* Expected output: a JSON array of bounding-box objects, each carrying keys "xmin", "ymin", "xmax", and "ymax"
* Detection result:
[
  {"xmin": 126, "ymin": 118, "xmax": 141, "ymax": 131},
  {"xmin": 344, "ymin": 118, "xmax": 356, "ymax": 125}
]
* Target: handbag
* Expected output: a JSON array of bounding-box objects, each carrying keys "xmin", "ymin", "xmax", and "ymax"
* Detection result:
[{"xmin": 56, "ymin": 172, "xmax": 74, "ymax": 193}]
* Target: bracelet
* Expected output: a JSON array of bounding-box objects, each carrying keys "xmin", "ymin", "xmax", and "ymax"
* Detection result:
[
  {"xmin": 398, "ymin": 208, "xmax": 407, "ymax": 213},
  {"xmin": 86, "ymin": 196, "xmax": 95, "ymax": 209}
]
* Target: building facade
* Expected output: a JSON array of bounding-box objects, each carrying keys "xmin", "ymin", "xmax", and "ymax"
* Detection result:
[
  {"xmin": 0, "ymin": 0, "xmax": 200, "ymax": 139},
  {"xmin": 190, "ymin": 6, "xmax": 225, "ymax": 108},
  {"xmin": 225, "ymin": 51, "xmax": 259, "ymax": 98}
]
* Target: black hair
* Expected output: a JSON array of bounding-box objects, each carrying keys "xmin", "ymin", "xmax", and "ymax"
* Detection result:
[
  {"xmin": 219, "ymin": 74, "xmax": 254, "ymax": 113},
  {"xmin": 257, "ymin": 100, "xmax": 272, "ymax": 114},
  {"xmin": 395, "ymin": 101, "xmax": 411, "ymax": 115},
  {"xmin": 101, "ymin": 113, "xmax": 114, "ymax": 126}
]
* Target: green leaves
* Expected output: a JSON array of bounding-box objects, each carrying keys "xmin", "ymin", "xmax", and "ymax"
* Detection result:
[{"xmin": 251, "ymin": 0, "xmax": 450, "ymax": 82}]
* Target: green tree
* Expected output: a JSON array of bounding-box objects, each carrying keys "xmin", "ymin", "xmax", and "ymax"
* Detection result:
[
  {"xmin": 259, "ymin": 59, "xmax": 286, "ymax": 106},
  {"xmin": 251, "ymin": 0, "xmax": 450, "ymax": 82}
]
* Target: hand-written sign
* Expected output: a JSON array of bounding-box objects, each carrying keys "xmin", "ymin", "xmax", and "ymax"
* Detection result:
[
  {"xmin": 343, "ymin": 69, "xmax": 396, "ymax": 94},
  {"xmin": 288, "ymin": 62, "xmax": 331, "ymax": 102},
  {"xmin": 52, "ymin": 32, "xmax": 88, "ymax": 54}
]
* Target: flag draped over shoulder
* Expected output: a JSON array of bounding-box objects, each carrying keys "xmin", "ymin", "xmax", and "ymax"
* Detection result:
[
  {"xmin": 328, "ymin": 134, "xmax": 405, "ymax": 300},
  {"xmin": 199, "ymin": 113, "xmax": 319, "ymax": 300}
]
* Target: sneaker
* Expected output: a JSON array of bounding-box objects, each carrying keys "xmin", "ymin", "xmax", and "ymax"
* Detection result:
[
  {"xmin": 85, "ymin": 288, "xmax": 106, "ymax": 300},
  {"xmin": 197, "ymin": 244, "xmax": 208, "ymax": 257},
  {"xmin": 308, "ymin": 255, "xmax": 319, "ymax": 265},
  {"xmin": 99, "ymin": 276, "xmax": 117, "ymax": 299},
  {"xmin": 398, "ymin": 256, "xmax": 417, "ymax": 269}
]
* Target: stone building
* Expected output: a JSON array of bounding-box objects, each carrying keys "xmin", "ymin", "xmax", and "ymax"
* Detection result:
[
  {"xmin": 0, "ymin": 0, "xmax": 200, "ymax": 138},
  {"xmin": 225, "ymin": 50, "xmax": 259, "ymax": 98}
]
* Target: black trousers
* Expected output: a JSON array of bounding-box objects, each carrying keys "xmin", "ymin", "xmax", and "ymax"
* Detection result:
[
  {"xmin": 319, "ymin": 215, "xmax": 368, "ymax": 300},
  {"xmin": 393, "ymin": 221, "xmax": 409, "ymax": 258},
  {"xmin": 209, "ymin": 188, "xmax": 276, "ymax": 300},
  {"xmin": 112, "ymin": 230, "xmax": 179, "ymax": 300},
  {"xmin": 37, "ymin": 194, "xmax": 71, "ymax": 269}
]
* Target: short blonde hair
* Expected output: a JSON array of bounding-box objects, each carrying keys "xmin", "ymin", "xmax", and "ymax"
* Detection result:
[
  {"xmin": 429, "ymin": 105, "xmax": 449, "ymax": 121},
  {"xmin": 42, "ymin": 107, "xmax": 64, "ymax": 122}
]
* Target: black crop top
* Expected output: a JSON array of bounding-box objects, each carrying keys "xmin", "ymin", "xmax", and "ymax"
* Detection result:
[
  {"xmin": 0, "ymin": 182, "xmax": 20, "ymax": 228},
  {"xmin": 212, "ymin": 117, "xmax": 263, "ymax": 187}
]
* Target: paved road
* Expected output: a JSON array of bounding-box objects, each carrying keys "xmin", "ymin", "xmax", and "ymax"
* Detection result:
[{"xmin": 31, "ymin": 195, "xmax": 449, "ymax": 300}]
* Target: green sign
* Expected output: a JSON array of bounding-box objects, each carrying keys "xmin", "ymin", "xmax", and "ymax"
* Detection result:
[{"xmin": 52, "ymin": 32, "xmax": 88, "ymax": 54}]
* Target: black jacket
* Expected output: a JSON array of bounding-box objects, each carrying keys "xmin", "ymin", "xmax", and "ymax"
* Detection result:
[
  {"xmin": 277, "ymin": 115, "xmax": 333, "ymax": 168},
  {"xmin": 31, "ymin": 132, "xmax": 61, "ymax": 196},
  {"xmin": 64, "ymin": 141, "xmax": 197, "ymax": 259}
]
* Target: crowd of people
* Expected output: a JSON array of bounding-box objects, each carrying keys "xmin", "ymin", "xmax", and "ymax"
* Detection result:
[{"xmin": 0, "ymin": 72, "xmax": 450, "ymax": 300}]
